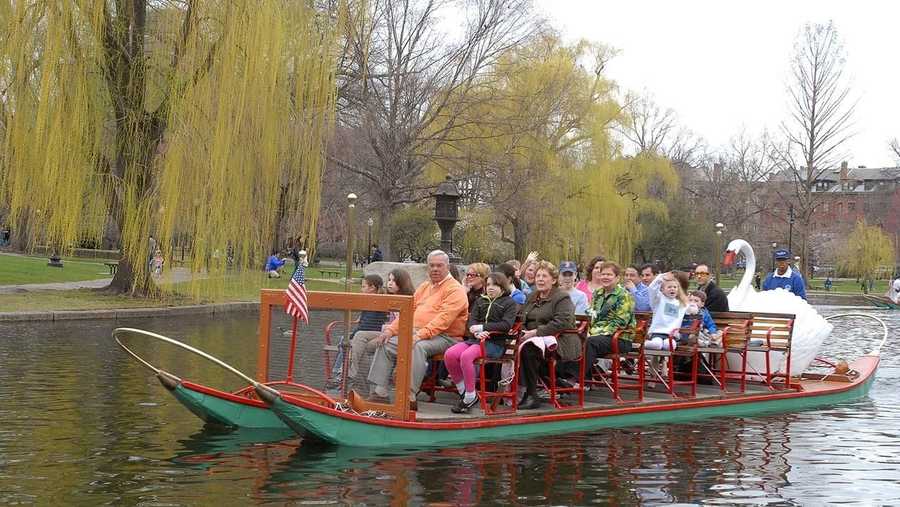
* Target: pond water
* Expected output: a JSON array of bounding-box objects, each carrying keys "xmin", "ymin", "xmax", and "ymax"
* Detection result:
[{"xmin": 1, "ymin": 309, "xmax": 898, "ymax": 505}]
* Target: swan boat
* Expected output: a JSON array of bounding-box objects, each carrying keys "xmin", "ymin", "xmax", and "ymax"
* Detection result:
[{"xmin": 116, "ymin": 280, "xmax": 888, "ymax": 449}]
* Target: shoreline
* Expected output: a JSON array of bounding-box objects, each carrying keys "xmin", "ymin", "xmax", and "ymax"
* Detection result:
[{"xmin": 0, "ymin": 301, "xmax": 259, "ymax": 322}]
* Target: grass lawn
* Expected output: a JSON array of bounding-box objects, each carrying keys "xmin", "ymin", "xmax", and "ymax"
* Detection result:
[
  {"xmin": 0, "ymin": 253, "xmax": 116, "ymax": 285},
  {"xmin": 0, "ymin": 271, "xmax": 361, "ymax": 312},
  {"xmin": 715, "ymin": 273, "xmax": 889, "ymax": 293}
]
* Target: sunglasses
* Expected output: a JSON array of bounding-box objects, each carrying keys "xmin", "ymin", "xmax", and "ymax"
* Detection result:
[{"xmin": 465, "ymin": 272, "xmax": 480, "ymax": 278}]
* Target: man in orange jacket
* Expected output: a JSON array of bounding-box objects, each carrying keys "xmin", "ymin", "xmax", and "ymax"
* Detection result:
[{"xmin": 367, "ymin": 250, "xmax": 468, "ymax": 409}]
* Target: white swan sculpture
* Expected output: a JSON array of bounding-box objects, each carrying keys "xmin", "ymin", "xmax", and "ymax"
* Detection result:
[{"xmin": 722, "ymin": 239, "xmax": 833, "ymax": 376}]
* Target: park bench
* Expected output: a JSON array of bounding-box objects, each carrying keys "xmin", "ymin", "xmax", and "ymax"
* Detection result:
[
  {"xmin": 104, "ymin": 261, "xmax": 119, "ymax": 275},
  {"xmin": 319, "ymin": 268, "xmax": 342, "ymax": 279}
]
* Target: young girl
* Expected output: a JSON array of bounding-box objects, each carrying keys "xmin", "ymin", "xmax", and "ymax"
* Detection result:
[
  {"xmin": 443, "ymin": 273, "xmax": 518, "ymax": 414},
  {"xmin": 646, "ymin": 272, "xmax": 689, "ymax": 351},
  {"xmin": 152, "ymin": 249, "xmax": 164, "ymax": 277},
  {"xmin": 345, "ymin": 275, "xmax": 390, "ymax": 388}
]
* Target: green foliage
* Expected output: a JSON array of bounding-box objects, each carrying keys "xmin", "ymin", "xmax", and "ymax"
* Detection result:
[
  {"xmin": 433, "ymin": 35, "xmax": 677, "ymax": 264},
  {"xmin": 837, "ymin": 220, "xmax": 896, "ymax": 280},
  {"xmin": 389, "ymin": 207, "xmax": 438, "ymax": 262},
  {"xmin": 456, "ymin": 208, "xmax": 511, "ymax": 264},
  {"xmin": 633, "ymin": 194, "xmax": 717, "ymax": 269},
  {"xmin": 0, "ymin": 1, "xmax": 344, "ymax": 297}
]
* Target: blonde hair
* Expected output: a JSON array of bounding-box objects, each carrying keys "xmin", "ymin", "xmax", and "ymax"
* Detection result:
[
  {"xmin": 467, "ymin": 262, "xmax": 490, "ymax": 280},
  {"xmin": 662, "ymin": 276, "xmax": 689, "ymax": 305}
]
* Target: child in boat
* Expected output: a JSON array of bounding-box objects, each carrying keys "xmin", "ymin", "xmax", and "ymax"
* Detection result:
[
  {"xmin": 443, "ymin": 272, "xmax": 518, "ymax": 414},
  {"xmin": 682, "ymin": 290, "xmax": 718, "ymax": 340},
  {"xmin": 345, "ymin": 275, "xmax": 390, "ymax": 390},
  {"xmin": 645, "ymin": 272, "xmax": 689, "ymax": 350}
]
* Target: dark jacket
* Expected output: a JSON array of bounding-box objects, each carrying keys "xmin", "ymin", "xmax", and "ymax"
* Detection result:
[
  {"xmin": 702, "ymin": 281, "xmax": 729, "ymax": 312},
  {"xmin": 466, "ymin": 294, "xmax": 518, "ymax": 346},
  {"xmin": 353, "ymin": 310, "xmax": 389, "ymax": 334},
  {"xmin": 520, "ymin": 287, "xmax": 580, "ymax": 360},
  {"xmin": 466, "ymin": 286, "xmax": 485, "ymax": 311}
]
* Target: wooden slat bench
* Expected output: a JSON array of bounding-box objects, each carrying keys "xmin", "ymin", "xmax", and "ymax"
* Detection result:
[
  {"xmin": 699, "ymin": 311, "xmax": 754, "ymax": 392},
  {"xmin": 746, "ymin": 312, "xmax": 796, "ymax": 389}
]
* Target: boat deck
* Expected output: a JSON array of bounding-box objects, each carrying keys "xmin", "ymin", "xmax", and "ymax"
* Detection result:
[{"xmin": 413, "ymin": 382, "xmax": 778, "ymax": 421}]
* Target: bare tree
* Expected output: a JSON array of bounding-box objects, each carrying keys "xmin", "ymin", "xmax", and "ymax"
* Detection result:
[
  {"xmin": 619, "ymin": 94, "xmax": 707, "ymax": 171},
  {"xmin": 773, "ymin": 22, "xmax": 855, "ymax": 281},
  {"xmin": 329, "ymin": 0, "xmax": 537, "ymax": 260},
  {"xmin": 890, "ymin": 138, "xmax": 900, "ymax": 162}
]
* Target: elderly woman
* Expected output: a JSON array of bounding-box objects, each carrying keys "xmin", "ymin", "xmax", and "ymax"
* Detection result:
[
  {"xmin": 575, "ymin": 255, "xmax": 606, "ymax": 303},
  {"xmin": 517, "ymin": 261, "xmax": 579, "ymax": 410}
]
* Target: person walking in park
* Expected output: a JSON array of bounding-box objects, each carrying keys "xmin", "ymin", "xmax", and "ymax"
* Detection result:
[{"xmin": 762, "ymin": 249, "xmax": 806, "ymax": 300}]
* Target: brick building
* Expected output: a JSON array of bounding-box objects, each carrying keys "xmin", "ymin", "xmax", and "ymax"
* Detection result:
[{"xmin": 760, "ymin": 162, "xmax": 900, "ymax": 266}]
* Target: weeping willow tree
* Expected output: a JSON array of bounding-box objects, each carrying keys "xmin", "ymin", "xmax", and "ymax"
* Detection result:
[
  {"xmin": 0, "ymin": 0, "xmax": 344, "ymax": 296},
  {"xmin": 838, "ymin": 220, "xmax": 896, "ymax": 281},
  {"xmin": 434, "ymin": 35, "xmax": 677, "ymax": 263}
]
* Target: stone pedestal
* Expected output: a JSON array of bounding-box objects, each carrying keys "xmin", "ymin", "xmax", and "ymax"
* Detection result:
[{"xmin": 364, "ymin": 261, "xmax": 468, "ymax": 287}]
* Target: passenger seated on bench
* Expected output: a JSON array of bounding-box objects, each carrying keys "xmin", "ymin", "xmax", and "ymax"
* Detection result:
[
  {"xmin": 518, "ymin": 262, "xmax": 579, "ymax": 410},
  {"xmin": 345, "ymin": 275, "xmax": 390, "ymax": 389},
  {"xmin": 645, "ymin": 272, "xmax": 689, "ymax": 351},
  {"xmin": 367, "ymin": 250, "xmax": 468, "ymax": 410},
  {"xmin": 583, "ymin": 261, "xmax": 636, "ymax": 378},
  {"xmin": 444, "ymin": 273, "xmax": 518, "ymax": 414},
  {"xmin": 682, "ymin": 290, "xmax": 718, "ymax": 345}
]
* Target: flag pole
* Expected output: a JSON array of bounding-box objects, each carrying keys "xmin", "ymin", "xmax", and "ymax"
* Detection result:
[{"xmin": 285, "ymin": 316, "xmax": 299, "ymax": 383}]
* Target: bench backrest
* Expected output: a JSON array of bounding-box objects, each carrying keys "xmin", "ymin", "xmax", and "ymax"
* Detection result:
[
  {"xmin": 748, "ymin": 312, "xmax": 795, "ymax": 351},
  {"xmin": 709, "ymin": 311, "xmax": 754, "ymax": 349}
]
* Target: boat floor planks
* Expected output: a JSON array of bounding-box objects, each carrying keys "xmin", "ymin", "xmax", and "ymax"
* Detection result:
[{"xmin": 412, "ymin": 382, "xmax": 781, "ymax": 422}]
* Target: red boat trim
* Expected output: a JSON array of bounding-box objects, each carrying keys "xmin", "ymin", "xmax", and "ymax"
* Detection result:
[
  {"xmin": 181, "ymin": 381, "xmax": 269, "ymax": 408},
  {"xmin": 278, "ymin": 355, "xmax": 879, "ymax": 431}
]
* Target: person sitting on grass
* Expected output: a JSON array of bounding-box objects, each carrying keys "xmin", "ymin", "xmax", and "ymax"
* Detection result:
[
  {"xmin": 265, "ymin": 250, "xmax": 286, "ymax": 278},
  {"xmin": 444, "ymin": 273, "xmax": 518, "ymax": 414}
]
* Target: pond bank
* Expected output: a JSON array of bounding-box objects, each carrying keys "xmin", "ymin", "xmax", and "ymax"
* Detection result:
[{"xmin": 0, "ymin": 301, "xmax": 258, "ymax": 322}]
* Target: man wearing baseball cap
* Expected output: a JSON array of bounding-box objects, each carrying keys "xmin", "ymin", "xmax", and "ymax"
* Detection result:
[
  {"xmin": 762, "ymin": 249, "xmax": 807, "ymax": 300},
  {"xmin": 558, "ymin": 260, "xmax": 588, "ymax": 314}
]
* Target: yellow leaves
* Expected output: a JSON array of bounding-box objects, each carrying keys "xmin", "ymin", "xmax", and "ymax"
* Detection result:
[{"xmin": 838, "ymin": 220, "xmax": 896, "ymax": 279}]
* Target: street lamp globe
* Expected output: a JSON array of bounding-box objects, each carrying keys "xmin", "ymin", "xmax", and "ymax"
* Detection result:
[
  {"xmin": 367, "ymin": 217, "xmax": 374, "ymax": 227},
  {"xmin": 347, "ymin": 193, "xmax": 357, "ymax": 207}
]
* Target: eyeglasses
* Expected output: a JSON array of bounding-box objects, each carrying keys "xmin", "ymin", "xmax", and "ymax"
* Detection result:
[{"xmin": 695, "ymin": 272, "xmax": 710, "ymax": 276}]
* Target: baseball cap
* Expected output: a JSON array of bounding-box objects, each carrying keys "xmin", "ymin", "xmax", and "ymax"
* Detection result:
[
  {"xmin": 559, "ymin": 261, "xmax": 578, "ymax": 274},
  {"xmin": 774, "ymin": 249, "xmax": 791, "ymax": 260}
]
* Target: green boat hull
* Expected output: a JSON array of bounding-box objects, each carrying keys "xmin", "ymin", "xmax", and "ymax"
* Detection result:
[
  {"xmin": 268, "ymin": 358, "xmax": 878, "ymax": 449},
  {"xmin": 172, "ymin": 383, "xmax": 290, "ymax": 430}
]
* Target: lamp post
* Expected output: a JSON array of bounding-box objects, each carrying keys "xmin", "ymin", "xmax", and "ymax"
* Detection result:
[
  {"xmin": 714, "ymin": 222, "xmax": 725, "ymax": 281},
  {"xmin": 433, "ymin": 176, "xmax": 460, "ymax": 262},
  {"xmin": 771, "ymin": 242, "xmax": 778, "ymax": 273},
  {"xmin": 345, "ymin": 193, "xmax": 357, "ymax": 291},
  {"xmin": 788, "ymin": 204, "xmax": 794, "ymax": 255},
  {"xmin": 366, "ymin": 218, "xmax": 374, "ymax": 264}
]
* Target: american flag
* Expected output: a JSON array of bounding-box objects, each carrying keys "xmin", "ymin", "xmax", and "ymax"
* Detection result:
[{"xmin": 285, "ymin": 264, "xmax": 309, "ymax": 322}]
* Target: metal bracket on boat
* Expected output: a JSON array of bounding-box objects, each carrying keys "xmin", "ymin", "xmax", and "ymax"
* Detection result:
[
  {"xmin": 254, "ymin": 384, "xmax": 281, "ymax": 405},
  {"xmin": 157, "ymin": 370, "xmax": 181, "ymax": 391}
]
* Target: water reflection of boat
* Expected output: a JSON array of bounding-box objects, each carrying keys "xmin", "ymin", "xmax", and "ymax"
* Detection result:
[{"xmin": 170, "ymin": 427, "xmax": 297, "ymax": 469}]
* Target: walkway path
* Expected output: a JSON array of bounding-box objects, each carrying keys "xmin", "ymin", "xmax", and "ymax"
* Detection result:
[{"xmin": 0, "ymin": 267, "xmax": 199, "ymax": 294}]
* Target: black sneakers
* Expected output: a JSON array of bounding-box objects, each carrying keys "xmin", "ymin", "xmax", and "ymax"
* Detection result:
[{"xmin": 451, "ymin": 394, "xmax": 480, "ymax": 414}]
